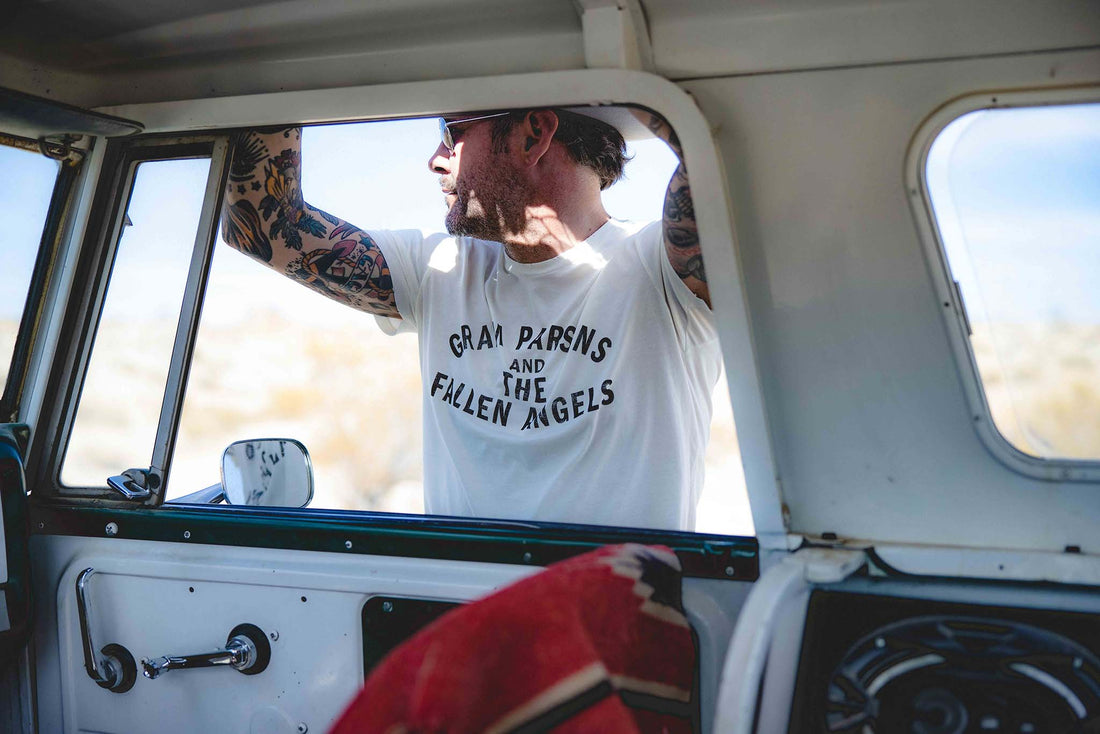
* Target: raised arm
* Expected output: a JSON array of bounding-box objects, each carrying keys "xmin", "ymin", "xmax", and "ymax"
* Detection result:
[
  {"xmin": 633, "ymin": 112, "xmax": 710, "ymax": 308},
  {"xmin": 222, "ymin": 127, "xmax": 399, "ymax": 318}
]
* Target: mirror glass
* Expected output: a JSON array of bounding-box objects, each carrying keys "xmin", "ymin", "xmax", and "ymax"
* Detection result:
[{"xmin": 221, "ymin": 438, "xmax": 313, "ymax": 507}]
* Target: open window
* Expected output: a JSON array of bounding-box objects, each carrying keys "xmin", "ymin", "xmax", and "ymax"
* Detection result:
[
  {"xmin": 915, "ymin": 93, "xmax": 1100, "ymax": 478},
  {"xmin": 40, "ymin": 71, "xmax": 772, "ymax": 544},
  {"xmin": 53, "ymin": 113, "xmax": 752, "ymax": 535}
]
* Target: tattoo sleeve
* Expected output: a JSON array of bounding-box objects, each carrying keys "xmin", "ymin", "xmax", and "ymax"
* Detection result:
[
  {"xmin": 630, "ymin": 110, "xmax": 710, "ymax": 307},
  {"xmin": 663, "ymin": 162, "xmax": 708, "ymax": 296},
  {"xmin": 221, "ymin": 127, "xmax": 400, "ymax": 318}
]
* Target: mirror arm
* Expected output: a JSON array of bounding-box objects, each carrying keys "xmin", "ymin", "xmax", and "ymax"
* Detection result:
[{"xmin": 166, "ymin": 483, "xmax": 225, "ymax": 505}]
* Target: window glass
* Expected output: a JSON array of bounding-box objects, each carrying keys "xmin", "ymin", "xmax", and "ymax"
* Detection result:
[
  {"xmin": 0, "ymin": 144, "xmax": 59, "ymax": 395},
  {"xmin": 62, "ymin": 157, "xmax": 211, "ymax": 486},
  {"xmin": 170, "ymin": 116, "xmax": 752, "ymax": 535},
  {"xmin": 926, "ymin": 103, "xmax": 1100, "ymax": 461}
]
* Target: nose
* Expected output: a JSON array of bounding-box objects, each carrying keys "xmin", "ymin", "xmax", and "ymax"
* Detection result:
[{"xmin": 428, "ymin": 141, "xmax": 451, "ymax": 175}]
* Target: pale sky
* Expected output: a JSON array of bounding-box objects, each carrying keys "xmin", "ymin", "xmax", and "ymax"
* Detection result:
[
  {"xmin": 5, "ymin": 105, "xmax": 1098, "ymax": 327},
  {"xmin": 3, "ymin": 106, "xmax": 1094, "ymax": 534},
  {"xmin": 926, "ymin": 102, "xmax": 1100, "ymax": 325}
]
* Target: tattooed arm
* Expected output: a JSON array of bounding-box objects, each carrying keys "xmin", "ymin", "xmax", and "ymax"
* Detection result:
[
  {"xmin": 632, "ymin": 112, "xmax": 710, "ymax": 308},
  {"xmin": 222, "ymin": 127, "xmax": 399, "ymax": 318}
]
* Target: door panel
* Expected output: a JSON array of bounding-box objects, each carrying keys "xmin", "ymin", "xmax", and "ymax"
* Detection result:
[{"xmin": 31, "ymin": 529, "xmax": 753, "ymax": 733}]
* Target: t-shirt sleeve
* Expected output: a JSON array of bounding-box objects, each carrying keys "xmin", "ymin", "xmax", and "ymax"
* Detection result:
[
  {"xmin": 644, "ymin": 221, "xmax": 717, "ymax": 347},
  {"xmin": 368, "ymin": 228, "xmax": 449, "ymax": 335}
]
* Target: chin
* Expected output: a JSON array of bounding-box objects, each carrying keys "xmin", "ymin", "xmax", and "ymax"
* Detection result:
[{"xmin": 446, "ymin": 210, "xmax": 495, "ymax": 241}]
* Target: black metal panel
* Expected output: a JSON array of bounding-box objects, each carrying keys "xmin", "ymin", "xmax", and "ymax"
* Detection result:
[
  {"xmin": 359, "ymin": 595, "xmax": 702, "ymax": 731},
  {"xmin": 790, "ymin": 589, "xmax": 1100, "ymax": 733},
  {"xmin": 30, "ymin": 503, "xmax": 759, "ymax": 581},
  {"xmin": 361, "ymin": 596, "xmax": 460, "ymax": 676}
]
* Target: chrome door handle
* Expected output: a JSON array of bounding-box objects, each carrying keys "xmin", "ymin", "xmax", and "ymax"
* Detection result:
[
  {"xmin": 76, "ymin": 568, "xmax": 137, "ymax": 693},
  {"xmin": 141, "ymin": 623, "xmax": 271, "ymax": 679}
]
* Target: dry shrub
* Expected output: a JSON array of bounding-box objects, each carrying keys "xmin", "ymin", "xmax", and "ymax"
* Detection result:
[{"xmin": 973, "ymin": 323, "xmax": 1100, "ymax": 460}]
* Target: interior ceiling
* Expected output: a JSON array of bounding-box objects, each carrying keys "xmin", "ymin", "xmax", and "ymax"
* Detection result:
[
  {"xmin": 1, "ymin": 0, "xmax": 1097, "ymax": 109},
  {"xmin": 2, "ymin": 0, "xmax": 580, "ymax": 72},
  {"xmin": 5, "ymin": 0, "xmax": 279, "ymax": 42}
]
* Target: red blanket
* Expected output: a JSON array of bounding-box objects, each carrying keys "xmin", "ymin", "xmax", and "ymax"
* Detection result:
[{"xmin": 330, "ymin": 544, "xmax": 697, "ymax": 733}]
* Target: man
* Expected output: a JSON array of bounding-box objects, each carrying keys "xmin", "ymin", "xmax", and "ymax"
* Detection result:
[{"xmin": 222, "ymin": 107, "xmax": 719, "ymax": 530}]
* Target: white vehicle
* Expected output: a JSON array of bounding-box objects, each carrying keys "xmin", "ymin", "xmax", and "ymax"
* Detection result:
[{"xmin": 1, "ymin": 2, "xmax": 1098, "ymax": 732}]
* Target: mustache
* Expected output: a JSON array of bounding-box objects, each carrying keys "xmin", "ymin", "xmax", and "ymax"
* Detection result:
[{"xmin": 439, "ymin": 176, "xmax": 456, "ymax": 193}]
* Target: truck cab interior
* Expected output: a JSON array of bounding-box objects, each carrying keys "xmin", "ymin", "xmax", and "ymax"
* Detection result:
[{"xmin": 1, "ymin": 1, "xmax": 1099, "ymax": 732}]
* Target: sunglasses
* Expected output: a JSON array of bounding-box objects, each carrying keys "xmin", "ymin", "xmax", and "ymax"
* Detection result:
[{"xmin": 439, "ymin": 112, "xmax": 512, "ymax": 152}]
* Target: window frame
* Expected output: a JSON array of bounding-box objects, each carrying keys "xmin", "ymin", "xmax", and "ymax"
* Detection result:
[
  {"xmin": 906, "ymin": 85, "xmax": 1100, "ymax": 482},
  {"xmin": 36, "ymin": 70, "xmax": 781, "ymax": 541},
  {"xmin": 35, "ymin": 135, "xmax": 229, "ymax": 503},
  {"xmin": 0, "ymin": 133, "xmax": 74, "ymax": 422}
]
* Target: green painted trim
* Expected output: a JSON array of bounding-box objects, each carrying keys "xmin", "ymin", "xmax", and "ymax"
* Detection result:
[{"xmin": 31, "ymin": 503, "xmax": 758, "ymax": 581}]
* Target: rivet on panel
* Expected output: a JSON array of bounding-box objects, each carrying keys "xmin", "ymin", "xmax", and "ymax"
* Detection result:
[
  {"xmin": 522, "ymin": 552, "xmax": 533, "ymax": 563},
  {"xmin": 297, "ymin": 724, "xmax": 308, "ymax": 734},
  {"xmin": 382, "ymin": 601, "xmax": 393, "ymax": 613},
  {"xmin": 270, "ymin": 630, "xmax": 279, "ymax": 641},
  {"xmin": 183, "ymin": 530, "xmax": 191, "ymax": 539},
  {"xmin": 344, "ymin": 540, "xmax": 353, "ymax": 549},
  {"xmin": 724, "ymin": 566, "xmax": 735, "ymax": 577},
  {"xmin": 105, "ymin": 522, "xmax": 119, "ymax": 537}
]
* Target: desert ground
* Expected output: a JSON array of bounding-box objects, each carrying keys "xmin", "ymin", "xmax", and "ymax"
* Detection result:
[{"xmin": 4, "ymin": 316, "xmax": 1096, "ymax": 536}]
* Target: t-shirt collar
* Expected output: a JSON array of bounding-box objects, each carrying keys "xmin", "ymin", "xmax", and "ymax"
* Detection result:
[{"xmin": 500, "ymin": 219, "xmax": 617, "ymax": 276}]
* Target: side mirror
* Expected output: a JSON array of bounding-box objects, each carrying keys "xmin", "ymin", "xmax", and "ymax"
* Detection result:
[{"xmin": 221, "ymin": 439, "xmax": 314, "ymax": 508}]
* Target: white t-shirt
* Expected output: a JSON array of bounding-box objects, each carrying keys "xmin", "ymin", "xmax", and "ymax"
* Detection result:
[{"xmin": 372, "ymin": 219, "xmax": 720, "ymax": 530}]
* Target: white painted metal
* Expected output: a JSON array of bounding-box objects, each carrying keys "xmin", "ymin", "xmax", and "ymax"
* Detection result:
[
  {"xmin": 31, "ymin": 535, "xmax": 750, "ymax": 733},
  {"xmin": 874, "ymin": 543, "xmax": 1100, "ymax": 587},
  {"xmin": 18, "ymin": 142, "xmax": 108, "ymax": 453},
  {"xmin": 3, "ymin": 2, "xmax": 1098, "ymax": 110},
  {"xmin": 683, "ymin": 47, "xmax": 1100, "ymax": 553},
  {"xmin": 94, "ymin": 68, "xmax": 789, "ymax": 539},
  {"xmin": 713, "ymin": 548, "xmax": 865, "ymax": 733},
  {"xmin": 905, "ymin": 85, "xmax": 1100, "ymax": 484},
  {"xmin": 578, "ymin": 0, "xmax": 655, "ymax": 72},
  {"xmin": 644, "ymin": 0, "xmax": 1100, "ymax": 79}
]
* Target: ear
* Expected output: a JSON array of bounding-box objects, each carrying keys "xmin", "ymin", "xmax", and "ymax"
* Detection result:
[{"xmin": 517, "ymin": 109, "xmax": 559, "ymax": 168}]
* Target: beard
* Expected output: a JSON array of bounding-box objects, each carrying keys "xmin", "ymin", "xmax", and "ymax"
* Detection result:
[{"xmin": 444, "ymin": 153, "xmax": 531, "ymax": 243}]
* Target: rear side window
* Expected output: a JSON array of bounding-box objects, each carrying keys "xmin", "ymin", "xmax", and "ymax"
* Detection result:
[
  {"xmin": 926, "ymin": 102, "xmax": 1100, "ymax": 462},
  {"xmin": 0, "ymin": 143, "xmax": 59, "ymax": 399}
]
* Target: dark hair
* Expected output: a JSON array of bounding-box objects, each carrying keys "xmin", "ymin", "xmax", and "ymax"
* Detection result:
[{"xmin": 489, "ymin": 109, "xmax": 628, "ymax": 190}]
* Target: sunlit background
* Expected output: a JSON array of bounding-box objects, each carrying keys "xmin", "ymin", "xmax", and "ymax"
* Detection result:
[
  {"xmin": 4, "ymin": 102, "xmax": 1097, "ymax": 535},
  {"xmin": 926, "ymin": 102, "xmax": 1100, "ymax": 460},
  {"xmin": 1, "ymin": 116, "xmax": 752, "ymax": 534}
]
